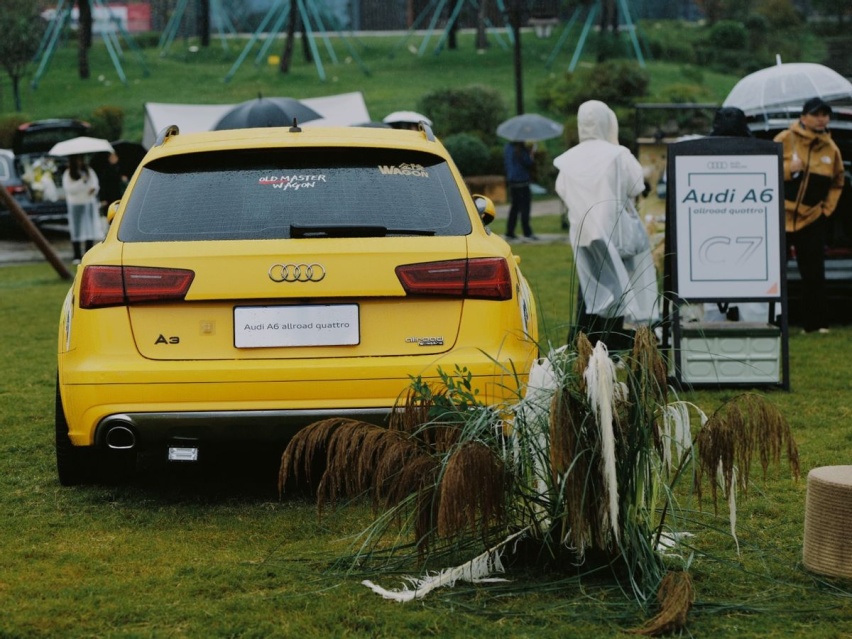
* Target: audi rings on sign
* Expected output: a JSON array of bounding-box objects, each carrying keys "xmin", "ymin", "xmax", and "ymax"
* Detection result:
[{"xmin": 268, "ymin": 263, "xmax": 326, "ymax": 283}]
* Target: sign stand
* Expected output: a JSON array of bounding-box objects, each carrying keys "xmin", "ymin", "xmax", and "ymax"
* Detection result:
[{"xmin": 663, "ymin": 137, "xmax": 790, "ymax": 390}]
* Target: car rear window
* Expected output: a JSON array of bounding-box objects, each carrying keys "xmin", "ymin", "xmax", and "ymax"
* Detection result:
[{"xmin": 118, "ymin": 147, "xmax": 472, "ymax": 242}]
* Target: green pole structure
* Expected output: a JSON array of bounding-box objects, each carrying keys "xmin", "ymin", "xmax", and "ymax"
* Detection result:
[
  {"xmin": 253, "ymin": 5, "xmax": 291, "ymax": 65},
  {"xmin": 545, "ymin": 8, "xmax": 581, "ymax": 69},
  {"xmin": 389, "ymin": 0, "xmax": 441, "ymax": 58},
  {"xmin": 211, "ymin": 0, "xmax": 238, "ymax": 52},
  {"xmin": 159, "ymin": 0, "xmax": 190, "ymax": 54},
  {"xmin": 303, "ymin": 0, "xmax": 339, "ymax": 65},
  {"xmin": 317, "ymin": 6, "xmax": 371, "ymax": 76},
  {"xmin": 33, "ymin": 0, "xmax": 68, "ymax": 63},
  {"xmin": 224, "ymin": 2, "xmax": 280, "ymax": 82},
  {"xmin": 31, "ymin": 4, "xmax": 71, "ymax": 89},
  {"xmin": 568, "ymin": 2, "xmax": 599, "ymax": 72},
  {"xmin": 617, "ymin": 0, "xmax": 645, "ymax": 67},
  {"xmin": 417, "ymin": 0, "xmax": 449, "ymax": 57},
  {"xmin": 296, "ymin": 0, "xmax": 326, "ymax": 81},
  {"xmin": 33, "ymin": 0, "xmax": 148, "ymax": 88},
  {"xmin": 227, "ymin": 0, "xmax": 369, "ymax": 82}
]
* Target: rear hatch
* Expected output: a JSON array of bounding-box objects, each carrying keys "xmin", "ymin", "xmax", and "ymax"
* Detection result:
[{"xmin": 114, "ymin": 145, "xmax": 479, "ymax": 361}]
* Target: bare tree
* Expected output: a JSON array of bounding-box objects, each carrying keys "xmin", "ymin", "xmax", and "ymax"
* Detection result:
[
  {"xmin": 77, "ymin": 0, "xmax": 92, "ymax": 79},
  {"xmin": 0, "ymin": 0, "xmax": 45, "ymax": 111},
  {"xmin": 198, "ymin": 0, "xmax": 210, "ymax": 47},
  {"xmin": 476, "ymin": 0, "xmax": 490, "ymax": 50}
]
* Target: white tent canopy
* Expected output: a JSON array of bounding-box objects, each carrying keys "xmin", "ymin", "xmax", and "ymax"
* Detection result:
[{"xmin": 142, "ymin": 91, "xmax": 371, "ymax": 148}]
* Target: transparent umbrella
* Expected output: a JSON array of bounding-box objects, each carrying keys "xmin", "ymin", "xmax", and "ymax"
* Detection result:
[
  {"xmin": 723, "ymin": 63, "xmax": 852, "ymax": 117},
  {"xmin": 496, "ymin": 113, "xmax": 564, "ymax": 142}
]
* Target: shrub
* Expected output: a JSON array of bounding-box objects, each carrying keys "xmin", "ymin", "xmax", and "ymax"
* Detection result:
[
  {"xmin": 708, "ymin": 20, "xmax": 748, "ymax": 50},
  {"xmin": 442, "ymin": 133, "xmax": 491, "ymax": 176},
  {"xmin": 536, "ymin": 61, "xmax": 650, "ymax": 117},
  {"xmin": 659, "ymin": 83, "xmax": 713, "ymax": 104},
  {"xmin": 89, "ymin": 105, "xmax": 124, "ymax": 141},
  {"xmin": 418, "ymin": 85, "xmax": 508, "ymax": 141}
]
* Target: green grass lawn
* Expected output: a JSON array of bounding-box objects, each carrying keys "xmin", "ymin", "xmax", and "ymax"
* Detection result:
[
  {"xmin": 0, "ymin": 30, "xmax": 744, "ymax": 144},
  {"xmin": 1, "ymin": 237, "xmax": 851, "ymax": 637},
  {"xmin": 1, "ymin": 33, "xmax": 850, "ymax": 638}
]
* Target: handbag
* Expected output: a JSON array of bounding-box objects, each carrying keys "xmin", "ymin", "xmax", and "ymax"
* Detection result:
[{"xmin": 614, "ymin": 201, "xmax": 650, "ymax": 259}]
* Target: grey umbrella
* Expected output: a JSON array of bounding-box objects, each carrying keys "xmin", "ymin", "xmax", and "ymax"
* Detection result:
[
  {"xmin": 213, "ymin": 97, "xmax": 322, "ymax": 130},
  {"xmin": 496, "ymin": 113, "xmax": 564, "ymax": 142},
  {"xmin": 723, "ymin": 62, "xmax": 852, "ymax": 117}
]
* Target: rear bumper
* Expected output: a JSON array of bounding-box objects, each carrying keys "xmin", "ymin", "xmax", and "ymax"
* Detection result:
[
  {"xmin": 59, "ymin": 347, "xmax": 535, "ymax": 447},
  {"xmin": 96, "ymin": 408, "xmax": 395, "ymax": 450}
]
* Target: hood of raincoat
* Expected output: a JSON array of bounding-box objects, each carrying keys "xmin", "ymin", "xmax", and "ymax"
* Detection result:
[{"xmin": 577, "ymin": 100, "xmax": 619, "ymax": 145}]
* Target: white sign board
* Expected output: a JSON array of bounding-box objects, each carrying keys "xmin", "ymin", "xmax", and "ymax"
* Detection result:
[{"xmin": 673, "ymin": 153, "xmax": 782, "ymax": 299}]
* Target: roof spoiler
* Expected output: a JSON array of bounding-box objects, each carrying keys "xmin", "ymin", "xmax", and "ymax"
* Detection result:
[
  {"xmin": 418, "ymin": 121, "xmax": 435, "ymax": 142},
  {"xmin": 154, "ymin": 125, "xmax": 180, "ymax": 147}
]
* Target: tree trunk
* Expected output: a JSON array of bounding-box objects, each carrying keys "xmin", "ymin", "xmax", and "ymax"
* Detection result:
[
  {"xmin": 301, "ymin": 17, "xmax": 312, "ymax": 62},
  {"xmin": 476, "ymin": 0, "xmax": 489, "ymax": 51},
  {"xmin": 12, "ymin": 75, "xmax": 22, "ymax": 112},
  {"xmin": 447, "ymin": 4, "xmax": 458, "ymax": 50},
  {"xmin": 279, "ymin": 3, "xmax": 297, "ymax": 73},
  {"xmin": 78, "ymin": 0, "xmax": 91, "ymax": 79},
  {"xmin": 198, "ymin": 0, "xmax": 210, "ymax": 47},
  {"xmin": 509, "ymin": 0, "xmax": 523, "ymax": 115}
]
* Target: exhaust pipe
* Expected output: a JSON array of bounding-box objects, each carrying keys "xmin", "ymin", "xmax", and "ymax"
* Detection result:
[{"xmin": 104, "ymin": 423, "xmax": 136, "ymax": 450}]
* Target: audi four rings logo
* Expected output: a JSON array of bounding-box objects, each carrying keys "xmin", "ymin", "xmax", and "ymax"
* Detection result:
[
  {"xmin": 707, "ymin": 161, "xmax": 728, "ymax": 169},
  {"xmin": 268, "ymin": 263, "xmax": 326, "ymax": 282}
]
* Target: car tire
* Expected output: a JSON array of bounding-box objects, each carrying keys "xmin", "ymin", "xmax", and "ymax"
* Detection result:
[{"xmin": 55, "ymin": 377, "xmax": 96, "ymax": 486}]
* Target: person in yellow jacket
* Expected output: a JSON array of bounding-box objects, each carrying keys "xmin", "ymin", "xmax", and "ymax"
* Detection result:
[{"xmin": 774, "ymin": 97, "xmax": 845, "ymax": 334}]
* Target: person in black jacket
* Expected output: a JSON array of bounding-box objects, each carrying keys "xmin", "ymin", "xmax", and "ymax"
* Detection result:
[{"xmin": 503, "ymin": 141, "xmax": 537, "ymax": 241}]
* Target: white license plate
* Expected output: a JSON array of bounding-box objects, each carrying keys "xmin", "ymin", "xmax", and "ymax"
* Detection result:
[{"xmin": 234, "ymin": 304, "xmax": 360, "ymax": 348}]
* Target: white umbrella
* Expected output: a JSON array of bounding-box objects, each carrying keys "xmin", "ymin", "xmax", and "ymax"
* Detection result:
[
  {"xmin": 49, "ymin": 136, "xmax": 115, "ymax": 157},
  {"xmin": 383, "ymin": 110, "xmax": 432, "ymax": 127},
  {"xmin": 497, "ymin": 113, "xmax": 564, "ymax": 142},
  {"xmin": 723, "ymin": 63, "xmax": 852, "ymax": 116}
]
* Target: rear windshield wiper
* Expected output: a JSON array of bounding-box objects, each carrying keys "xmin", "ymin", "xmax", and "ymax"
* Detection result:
[{"xmin": 290, "ymin": 225, "xmax": 436, "ymax": 238}]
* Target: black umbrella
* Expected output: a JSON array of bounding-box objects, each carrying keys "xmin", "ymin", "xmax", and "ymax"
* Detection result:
[{"xmin": 213, "ymin": 97, "xmax": 322, "ymax": 130}]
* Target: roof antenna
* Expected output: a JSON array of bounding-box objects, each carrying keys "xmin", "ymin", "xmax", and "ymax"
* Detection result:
[
  {"xmin": 775, "ymin": 54, "xmax": 782, "ymax": 66},
  {"xmin": 289, "ymin": 117, "xmax": 301, "ymax": 133}
]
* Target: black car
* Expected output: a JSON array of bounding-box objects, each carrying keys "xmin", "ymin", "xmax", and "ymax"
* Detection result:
[{"xmin": 1, "ymin": 119, "xmax": 93, "ymax": 230}]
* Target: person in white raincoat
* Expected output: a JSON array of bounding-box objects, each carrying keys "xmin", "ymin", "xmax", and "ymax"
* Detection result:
[
  {"xmin": 553, "ymin": 100, "xmax": 658, "ymax": 348},
  {"xmin": 62, "ymin": 154, "xmax": 103, "ymax": 264}
]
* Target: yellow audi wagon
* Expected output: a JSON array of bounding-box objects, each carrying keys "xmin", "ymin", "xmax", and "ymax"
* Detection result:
[{"xmin": 56, "ymin": 122, "xmax": 538, "ymax": 484}]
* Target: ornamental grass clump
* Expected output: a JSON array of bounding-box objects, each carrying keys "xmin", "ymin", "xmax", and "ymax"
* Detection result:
[{"xmin": 278, "ymin": 327, "xmax": 799, "ymax": 634}]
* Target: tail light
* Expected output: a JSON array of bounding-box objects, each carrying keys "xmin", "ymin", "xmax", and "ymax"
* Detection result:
[
  {"xmin": 80, "ymin": 266, "xmax": 195, "ymax": 309},
  {"xmin": 5, "ymin": 184, "xmax": 26, "ymax": 197},
  {"xmin": 396, "ymin": 258, "xmax": 512, "ymax": 300}
]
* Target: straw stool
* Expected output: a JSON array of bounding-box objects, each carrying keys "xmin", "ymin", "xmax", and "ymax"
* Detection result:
[{"xmin": 803, "ymin": 465, "xmax": 852, "ymax": 579}]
